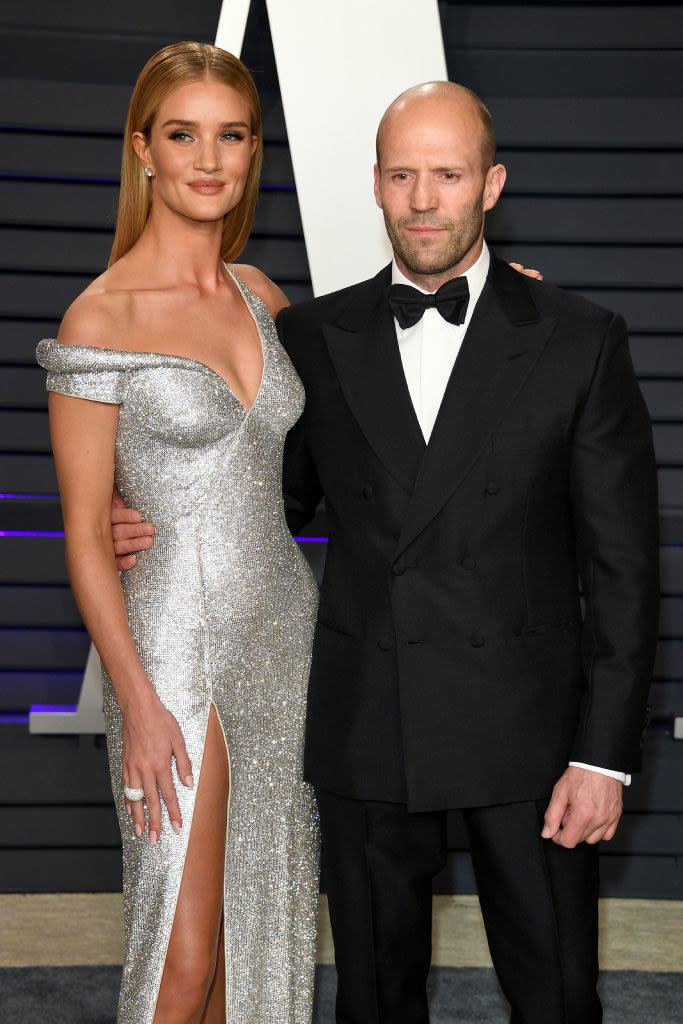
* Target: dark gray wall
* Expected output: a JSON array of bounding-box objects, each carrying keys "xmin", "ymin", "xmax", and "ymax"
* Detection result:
[{"xmin": 0, "ymin": 1, "xmax": 680, "ymax": 896}]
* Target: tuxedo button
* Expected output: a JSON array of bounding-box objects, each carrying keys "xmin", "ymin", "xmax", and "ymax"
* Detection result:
[
  {"xmin": 485, "ymin": 481, "xmax": 500, "ymax": 495},
  {"xmin": 462, "ymin": 556, "xmax": 476, "ymax": 571},
  {"xmin": 377, "ymin": 636, "xmax": 393, "ymax": 651},
  {"xmin": 469, "ymin": 632, "xmax": 485, "ymax": 648},
  {"xmin": 393, "ymin": 561, "xmax": 406, "ymax": 576},
  {"xmin": 362, "ymin": 484, "xmax": 374, "ymax": 500}
]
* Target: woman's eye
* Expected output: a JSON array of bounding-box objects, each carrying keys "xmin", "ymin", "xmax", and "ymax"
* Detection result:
[{"xmin": 167, "ymin": 129, "xmax": 246, "ymax": 143}]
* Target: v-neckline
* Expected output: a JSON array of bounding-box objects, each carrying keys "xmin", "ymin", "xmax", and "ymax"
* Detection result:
[{"xmin": 218, "ymin": 266, "xmax": 266, "ymax": 415}]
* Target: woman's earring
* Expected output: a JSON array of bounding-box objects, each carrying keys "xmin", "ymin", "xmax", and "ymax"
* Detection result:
[{"xmin": 144, "ymin": 167, "xmax": 153, "ymax": 178}]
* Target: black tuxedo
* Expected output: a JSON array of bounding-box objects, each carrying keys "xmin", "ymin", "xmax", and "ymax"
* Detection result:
[
  {"xmin": 276, "ymin": 254, "xmax": 659, "ymax": 1024},
  {"xmin": 278, "ymin": 255, "xmax": 658, "ymax": 805}
]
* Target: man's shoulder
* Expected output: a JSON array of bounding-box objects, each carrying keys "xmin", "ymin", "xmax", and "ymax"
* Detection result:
[
  {"xmin": 495, "ymin": 257, "xmax": 617, "ymax": 332},
  {"xmin": 532, "ymin": 278, "xmax": 617, "ymax": 329}
]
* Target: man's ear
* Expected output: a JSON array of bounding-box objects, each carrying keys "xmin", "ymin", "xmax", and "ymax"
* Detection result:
[
  {"xmin": 482, "ymin": 163, "xmax": 506, "ymax": 213},
  {"xmin": 373, "ymin": 163, "xmax": 383, "ymax": 210}
]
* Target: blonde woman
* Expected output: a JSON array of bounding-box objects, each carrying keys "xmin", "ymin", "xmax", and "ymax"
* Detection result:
[{"xmin": 37, "ymin": 43, "xmax": 319, "ymax": 1024}]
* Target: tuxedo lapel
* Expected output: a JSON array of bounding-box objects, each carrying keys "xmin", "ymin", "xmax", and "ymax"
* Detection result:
[
  {"xmin": 395, "ymin": 257, "xmax": 557, "ymax": 556},
  {"xmin": 323, "ymin": 266, "xmax": 425, "ymax": 494}
]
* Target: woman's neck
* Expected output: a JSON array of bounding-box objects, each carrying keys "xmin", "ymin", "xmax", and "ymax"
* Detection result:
[{"xmin": 132, "ymin": 204, "xmax": 227, "ymax": 292}]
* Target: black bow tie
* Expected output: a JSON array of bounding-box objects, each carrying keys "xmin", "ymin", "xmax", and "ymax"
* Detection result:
[{"xmin": 388, "ymin": 276, "xmax": 470, "ymax": 330}]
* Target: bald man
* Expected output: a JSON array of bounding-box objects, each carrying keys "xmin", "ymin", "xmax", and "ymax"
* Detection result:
[
  {"xmin": 115, "ymin": 83, "xmax": 659, "ymax": 1022},
  {"xmin": 277, "ymin": 83, "xmax": 658, "ymax": 1024}
]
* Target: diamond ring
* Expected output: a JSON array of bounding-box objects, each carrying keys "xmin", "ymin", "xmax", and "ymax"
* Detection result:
[{"xmin": 123, "ymin": 786, "xmax": 145, "ymax": 802}]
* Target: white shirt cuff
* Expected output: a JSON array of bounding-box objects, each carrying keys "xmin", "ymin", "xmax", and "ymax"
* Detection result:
[{"xmin": 569, "ymin": 761, "xmax": 630, "ymax": 785}]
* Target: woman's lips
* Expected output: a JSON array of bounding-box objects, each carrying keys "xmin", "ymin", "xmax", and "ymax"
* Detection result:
[{"xmin": 187, "ymin": 180, "xmax": 225, "ymax": 195}]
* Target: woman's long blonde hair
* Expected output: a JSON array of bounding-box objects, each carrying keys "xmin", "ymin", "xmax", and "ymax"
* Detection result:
[{"xmin": 109, "ymin": 42, "xmax": 263, "ymax": 267}]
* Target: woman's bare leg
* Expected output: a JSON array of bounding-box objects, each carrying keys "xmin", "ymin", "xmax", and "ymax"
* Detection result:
[
  {"xmin": 201, "ymin": 915, "xmax": 226, "ymax": 1024},
  {"xmin": 153, "ymin": 705, "xmax": 229, "ymax": 1024}
]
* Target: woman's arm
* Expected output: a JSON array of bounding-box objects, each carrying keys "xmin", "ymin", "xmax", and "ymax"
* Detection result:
[{"xmin": 49, "ymin": 390, "xmax": 193, "ymax": 843}]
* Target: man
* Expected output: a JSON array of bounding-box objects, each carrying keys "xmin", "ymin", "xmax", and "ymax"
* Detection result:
[{"xmin": 115, "ymin": 83, "xmax": 659, "ymax": 1022}]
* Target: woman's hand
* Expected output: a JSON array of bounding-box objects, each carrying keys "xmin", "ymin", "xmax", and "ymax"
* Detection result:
[
  {"xmin": 121, "ymin": 690, "xmax": 194, "ymax": 844},
  {"xmin": 509, "ymin": 262, "xmax": 543, "ymax": 280}
]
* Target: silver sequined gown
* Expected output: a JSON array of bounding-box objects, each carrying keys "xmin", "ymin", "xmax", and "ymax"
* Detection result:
[{"xmin": 36, "ymin": 271, "xmax": 320, "ymax": 1024}]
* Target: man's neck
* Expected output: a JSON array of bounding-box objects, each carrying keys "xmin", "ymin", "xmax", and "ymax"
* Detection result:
[{"xmin": 393, "ymin": 238, "xmax": 484, "ymax": 293}]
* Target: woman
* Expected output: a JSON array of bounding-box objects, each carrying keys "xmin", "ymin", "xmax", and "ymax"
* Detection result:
[{"xmin": 37, "ymin": 42, "xmax": 319, "ymax": 1024}]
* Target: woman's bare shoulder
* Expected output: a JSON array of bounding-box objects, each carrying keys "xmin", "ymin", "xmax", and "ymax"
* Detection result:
[
  {"xmin": 57, "ymin": 267, "xmax": 133, "ymax": 349},
  {"xmin": 231, "ymin": 263, "xmax": 290, "ymax": 319}
]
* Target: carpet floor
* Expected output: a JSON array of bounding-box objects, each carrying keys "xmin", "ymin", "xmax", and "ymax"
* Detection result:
[{"xmin": 0, "ymin": 965, "xmax": 681, "ymax": 1023}]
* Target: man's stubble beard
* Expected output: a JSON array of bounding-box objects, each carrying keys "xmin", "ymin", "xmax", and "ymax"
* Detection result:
[{"xmin": 384, "ymin": 192, "xmax": 485, "ymax": 279}]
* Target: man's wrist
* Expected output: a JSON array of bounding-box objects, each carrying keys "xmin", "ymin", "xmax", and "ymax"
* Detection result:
[{"xmin": 568, "ymin": 761, "xmax": 630, "ymax": 785}]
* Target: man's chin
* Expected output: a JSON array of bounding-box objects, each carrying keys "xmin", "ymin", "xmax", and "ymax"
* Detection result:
[
  {"xmin": 401, "ymin": 252, "xmax": 458, "ymax": 278},
  {"xmin": 393, "ymin": 235, "xmax": 456, "ymax": 275}
]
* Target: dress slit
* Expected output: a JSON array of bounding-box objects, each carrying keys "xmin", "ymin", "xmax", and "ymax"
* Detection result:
[
  {"xmin": 211, "ymin": 699, "xmax": 233, "ymax": 1003},
  {"xmin": 146, "ymin": 702, "xmax": 231, "ymax": 1022}
]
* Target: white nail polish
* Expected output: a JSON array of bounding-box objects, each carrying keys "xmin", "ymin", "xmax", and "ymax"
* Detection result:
[
  {"xmin": 171, "ymin": 820, "xmax": 180, "ymax": 834},
  {"xmin": 135, "ymin": 823, "xmax": 142, "ymax": 837},
  {"xmin": 149, "ymin": 830, "xmax": 158, "ymax": 846},
  {"xmin": 184, "ymin": 775, "xmax": 194, "ymax": 788}
]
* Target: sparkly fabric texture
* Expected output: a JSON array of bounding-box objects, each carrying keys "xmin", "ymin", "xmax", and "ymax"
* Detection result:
[{"xmin": 36, "ymin": 270, "xmax": 320, "ymax": 1024}]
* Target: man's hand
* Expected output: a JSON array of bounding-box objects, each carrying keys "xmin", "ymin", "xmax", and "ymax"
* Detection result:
[
  {"xmin": 111, "ymin": 488, "xmax": 154, "ymax": 571},
  {"xmin": 509, "ymin": 262, "xmax": 543, "ymax": 280},
  {"xmin": 542, "ymin": 766, "xmax": 623, "ymax": 848}
]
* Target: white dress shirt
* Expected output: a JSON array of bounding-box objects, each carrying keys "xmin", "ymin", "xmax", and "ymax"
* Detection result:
[
  {"xmin": 391, "ymin": 242, "xmax": 629, "ymax": 786},
  {"xmin": 393, "ymin": 243, "xmax": 490, "ymax": 443}
]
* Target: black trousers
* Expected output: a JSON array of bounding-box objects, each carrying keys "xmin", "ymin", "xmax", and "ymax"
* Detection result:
[{"xmin": 316, "ymin": 789, "xmax": 601, "ymax": 1024}]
